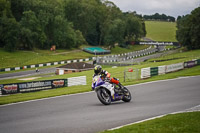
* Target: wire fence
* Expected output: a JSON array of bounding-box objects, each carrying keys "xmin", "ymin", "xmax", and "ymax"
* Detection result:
[{"xmin": 111, "ymin": 68, "xmax": 140, "ymax": 83}]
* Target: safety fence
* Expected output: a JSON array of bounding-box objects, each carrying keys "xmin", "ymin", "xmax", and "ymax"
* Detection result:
[
  {"xmin": 0, "ymin": 76, "xmax": 86, "ymax": 95},
  {"xmin": 97, "ymin": 46, "xmax": 157, "ymax": 63},
  {"xmin": 0, "ymin": 58, "xmax": 92, "ymax": 72},
  {"xmin": 141, "ymin": 59, "xmax": 200, "ymax": 79},
  {"xmin": 124, "ymin": 68, "xmax": 140, "ymax": 82}
]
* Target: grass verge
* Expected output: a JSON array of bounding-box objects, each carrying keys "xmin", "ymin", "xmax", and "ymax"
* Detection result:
[{"xmin": 101, "ymin": 111, "xmax": 200, "ymax": 133}]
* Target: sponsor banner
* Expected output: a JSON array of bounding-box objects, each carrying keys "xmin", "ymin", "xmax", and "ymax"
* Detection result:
[
  {"xmin": 0, "ymin": 84, "xmax": 19, "ymax": 95},
  {"xmin": 52, "ymin": 79, "xmax": 68, "ymax": 88},
  {"xmin": 184, "ymin": 61, "xmax": 197, "ymax": 68},
  {"xmin": 18, "ymin": 79, "xmax": 67, "ymax": 92},
  {"xmin": 135, "ymin": 41, "xmax": 180, "ymax": 46},
  {"xmin": 166, "ymin": 63, "xmax": 184, "ymax": 73},
  {"xmin": 0, "ymin": 79, "xmax": 68, "ymax": 95},
  {"xmin": 18, "ymin": 80, "xmax": 52, "ymax": 92}
]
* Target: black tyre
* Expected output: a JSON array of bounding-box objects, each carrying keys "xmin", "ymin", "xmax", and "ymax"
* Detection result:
[
  {"xmin": 97, "ymin": 88, "xmax": 111, "ymax": 105},
  {"xmin": 122, "ymin": 87, "xmax": 131, "ymax": 102}
]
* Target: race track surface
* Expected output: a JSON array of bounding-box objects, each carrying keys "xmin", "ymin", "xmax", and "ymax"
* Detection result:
[{"xmin": 0, "ymin": 76, "xmax": 199, "ymax": 133}]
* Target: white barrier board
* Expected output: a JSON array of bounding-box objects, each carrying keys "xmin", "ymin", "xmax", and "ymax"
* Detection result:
[{"xmin": 68, "ymin": 76, "xmax": 87, "ymax": 87}]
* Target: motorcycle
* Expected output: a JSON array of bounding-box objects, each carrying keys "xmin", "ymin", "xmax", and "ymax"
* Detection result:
[{"xmin": 92, "ymin": 73, "xmax": 131, "ymax": 105}]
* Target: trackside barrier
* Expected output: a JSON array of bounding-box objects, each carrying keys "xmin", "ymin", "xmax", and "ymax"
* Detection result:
[
  {"xmin": 141, "ymin": 67, "xmax": 151, "ymax": 79},
  {"xmin": 166, "ymin": 63, "xmax": 184, "ymax": 73},
  {"xmin": 0, "ymin": 58, "xmax": 92, "ymax": 72},
  {"xmin": 150, "ymin": 67, "xmax": 158, "ymax": 76},
  {"xmin": 141, "ymin": 59, "xmax": 200, "ymax": 79},
  {"xmin": 158, "ymin": 66, "xmax": 166, "ymax": 75},
  {"xmin": 0, "ymin": 76, "xmax": 87, "ymax": 95},
  {"xmin": 197, "ymin": 59, "xmax": 200, "ymax": 65},
  {"xmin": 68, "ymin": 76, "xmax": 86, "ymax": 87},
  {"xmin": 184, "ymin": 60, "xmax": 197, "ymax": 68}
]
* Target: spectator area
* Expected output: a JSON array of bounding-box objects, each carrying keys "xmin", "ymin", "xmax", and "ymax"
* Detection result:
[{"xmin": 83, "ymin": 47, "xmax": 111, "ymax": 55}]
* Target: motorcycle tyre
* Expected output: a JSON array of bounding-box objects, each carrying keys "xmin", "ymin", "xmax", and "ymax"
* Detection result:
[
  {"xmin": 122, "ymin": 87, "xmax": 132, "ymax": 102},
  {"xmin": 97, "ymin": 88, "xmax": 111, "ymax": 105}
]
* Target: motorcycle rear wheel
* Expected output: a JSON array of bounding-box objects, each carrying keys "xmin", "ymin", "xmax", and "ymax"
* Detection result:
[{"xmin": 97, "ymin": 88, "xmax": 111, "ymax": 105}]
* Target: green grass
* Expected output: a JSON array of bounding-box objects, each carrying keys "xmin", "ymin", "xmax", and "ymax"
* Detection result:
[
  {"xmin": 101, "ymin": 112, "xmax": 200, "ymax": 133},
  {"xmin": 0, "ymin": 48, "xmax": 92, "ymax": 69},
  {"xmin": 0, "ymin": 45, "xmax": 149, "ymax": 69},
  {"xmin": 0, "ymin": 48, "xmax": 200, "ymax": 105},
  {"xmin": 146, "ymin": 49, "xmax": 200, "ymax": 64},
  {"xmin": 145, "ymin": 21, "xmax": 177, "ymax": 42}
]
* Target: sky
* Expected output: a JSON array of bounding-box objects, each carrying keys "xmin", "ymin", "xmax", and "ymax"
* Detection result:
[{"xmin": 109, "ymin": 0, "xmax": 200, "ymax": 18}]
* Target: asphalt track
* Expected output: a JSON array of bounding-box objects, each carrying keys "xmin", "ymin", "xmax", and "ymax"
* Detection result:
[
  {"xmin": 0, "ymin": 68, "xmax": 56, "ymax": 80},
  {"xmin": 0, "ymin": 76, "xmax": 200, "ymax": 133}
]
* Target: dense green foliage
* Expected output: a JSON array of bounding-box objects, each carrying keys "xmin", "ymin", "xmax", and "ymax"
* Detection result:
[
  {"xmin": 176, "ymin": 7, "xmax": 200, "ymax": 50},
  {"xmin": 143, "ymin": 13, "xmax": 175, "ymax": 22},
  {"xmin": 0, "ymin": 0, "xmax": 146, "ymax": 51}
]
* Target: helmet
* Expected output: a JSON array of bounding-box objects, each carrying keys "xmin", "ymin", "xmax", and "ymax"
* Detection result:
[{"xmin": 94, "ymin": 65, "xmax": 102, "ymax": 75}]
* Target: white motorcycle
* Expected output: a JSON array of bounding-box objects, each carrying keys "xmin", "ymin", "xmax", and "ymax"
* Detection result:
[{"xmin": 92, "ymin": 73, "xmax": 131, "ymax": 105}]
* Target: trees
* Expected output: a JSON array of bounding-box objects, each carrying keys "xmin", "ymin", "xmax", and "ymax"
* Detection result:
[
  {"xmin": 1, "ymin": 0, "xmax": 146, "ymax": 51},
  {"xmin": 176, "ymin": 7, "xmax": 200, "ymax": 50},
  {"xmin": 0, "ymin": 0, "xmax": 19, "ymax": 51},
  {"xmin": 143, "ymin": 13, "xmax": 175, "ymax": 22},
  {"xmin": 104, "ymin": 19, "xmax": 125, "ymax": 48}
]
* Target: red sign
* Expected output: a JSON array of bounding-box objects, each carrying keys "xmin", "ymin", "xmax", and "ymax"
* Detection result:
[{"xmin": 128, "ymin": 68, "xmax": 133, "ymax": 72}]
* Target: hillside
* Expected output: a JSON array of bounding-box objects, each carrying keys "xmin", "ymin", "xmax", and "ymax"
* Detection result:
[{"xmin": 145, "ymin": 21, "xmax": 177, "ymax": 42}]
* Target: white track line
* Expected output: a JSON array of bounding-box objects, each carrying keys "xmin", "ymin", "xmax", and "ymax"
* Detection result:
[{"xmin": 109, "ymin": 104, "xmax": 200, "ymax": 131}]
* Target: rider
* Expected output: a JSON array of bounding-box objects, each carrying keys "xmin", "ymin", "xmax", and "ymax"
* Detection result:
[{"xmin": 93, "ymin": 65, "xmax": 123, "ymax": 91}]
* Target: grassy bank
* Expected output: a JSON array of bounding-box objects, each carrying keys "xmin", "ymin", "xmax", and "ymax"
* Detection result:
[
  {"xmin": 145, "ymin": 21, "xmax": 177, "ymax": 42},
  {"xmin": 101, "ymin": 111, "xmax": 200, "ymax": 133},
  {"xmin": 0, "ymin": 48, "xmax": 91, "ymax": 69},
  {"xmin": 0, "ymin": 45, "xmax": 149, "ymax": 69}
]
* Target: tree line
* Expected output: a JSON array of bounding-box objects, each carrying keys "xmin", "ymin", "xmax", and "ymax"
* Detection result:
[
  {"xmin": 143, "ymin": 13, "xmax": 175, "ymax": 22},
  {"xmin": 0, "ymin": 0, "xmax": 146, "ymax": 51},
  {"xmin": 176, "ymin": 7, "xmax": 200, "ymax": 50}
]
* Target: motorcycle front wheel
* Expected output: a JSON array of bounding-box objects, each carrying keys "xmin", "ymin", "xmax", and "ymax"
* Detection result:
[
  {"xmin": 97, "ymin": 88, "xmax": 111, "ymax": 105},
  {"xmin": 122, "ymin": 87, "xmax": 132, "ymax": 102}
]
